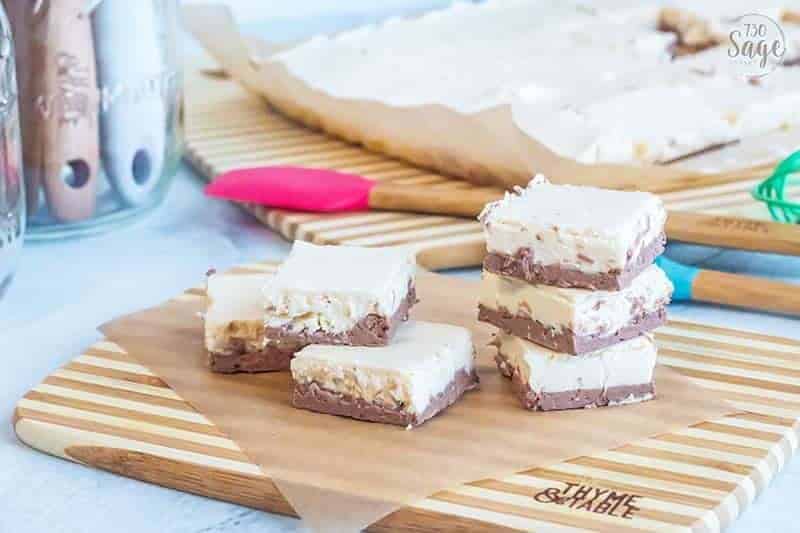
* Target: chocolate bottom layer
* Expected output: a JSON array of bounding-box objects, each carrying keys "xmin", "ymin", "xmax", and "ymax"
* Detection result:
[
  {"xmin": 479, "ymin": 305, "xmax": 667, "ymax": 355},
  {"xmin": 209, "ymin": 344, "xmax": 296, "ymax": 373},
  {"xmin": 292, "ymin": 368, "xmax": 480, "ymax": 427},
  {"xmin": 483, "ymin": 233, "xmax": 666, "ymax": 291},
  {"xmin": 510, "ymin": 368, "xmax": 655, "ymax": 411},
  {"xmin": 209, "ymin": 285, "xmax": 417, "ymax": 374}
]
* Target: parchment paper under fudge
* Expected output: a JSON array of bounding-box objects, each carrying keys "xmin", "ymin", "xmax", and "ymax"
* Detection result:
[
  {"xmin": 493, "ymin": 331, "xmax": 657, "ymax": 411},
  {"xmin": 291, "ymin": 321, "xmax": 479, "ymax": 427},
  {"xmin": 264, "ymin": 241, "xmax": 417, "ymax": 350},
  {"xmin": 479, "ymin": 177, "xmax": 667, "ymax": 291},
  {"xmin": 205, "ymin": 272, "xmax": 289, "ymax": 373},
  {"xmin": 479, "ymin": 265, "xmax": 673, "ymax": 354}
]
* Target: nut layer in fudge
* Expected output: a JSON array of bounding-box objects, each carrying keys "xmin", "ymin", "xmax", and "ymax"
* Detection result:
[
  {"xmin": 493, "ymin": 331, "xmax": 656, "ymax": 411},
  {"xmin": 290, "ymin": 321, "xmax": 479, "ymax": 427},
  {"xmin": 479, "ymin": 265, "xmax": 672, "ymax": 354},
  {"xmin": 479, "ymin": 178, "xmax": 667, "ymax": 291},
  {"xmin": 205, "ymin": 273, "xmax": 295, "ymax": 373},
  {"xmin": 264, "ymin": 241, "xmax": 417, "ymax": 348}
]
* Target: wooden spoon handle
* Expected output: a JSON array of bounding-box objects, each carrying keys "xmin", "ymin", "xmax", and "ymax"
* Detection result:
[
  {"xmin": 666, "ymin": 211, "xmax": 800, "ymax": 256},
  {"xmin": 693, "ymin": 269, "xmax": 800, "ymax": 316}
]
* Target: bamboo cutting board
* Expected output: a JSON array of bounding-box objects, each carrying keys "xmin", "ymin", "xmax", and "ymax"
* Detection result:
[
  {"xmin": 13, "ymin": 261, "xmax": 800, "ymax": 532},
  {"xmin": 184, "ymin": 68, "xmax": 800, "ymax": 270}
]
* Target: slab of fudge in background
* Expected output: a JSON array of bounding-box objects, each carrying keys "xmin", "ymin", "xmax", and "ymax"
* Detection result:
[
  {"xmin": 205, "ymin": 273, "xmax": 295, "ymax": 373},
  {"xmin": 479, "ymin": 265, "xmax": 673, "ymax": 354},
  {"xmin": 264, "ymin": 241, "xmax": 417, "ymax": 349},
  {"xmin": 493, "ymin": 331, "xmax": 657, "ymax": 411},
  {"xmin": 291, "ymin": 321, "xmax": 479, "ymax": 427},
  {"xmin": 480, "ymin": 177, "xmax": 667, "ymax": 291}
]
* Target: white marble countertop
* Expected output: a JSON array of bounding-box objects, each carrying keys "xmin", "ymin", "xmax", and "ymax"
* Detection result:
[{"xmin": 1, "ymin": 3, "xmax": 799, "ymax": 532}]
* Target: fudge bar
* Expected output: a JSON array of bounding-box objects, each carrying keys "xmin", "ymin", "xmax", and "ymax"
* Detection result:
[
  {"xmin": 478, "ymin": 264, "xmax": 672, "ymax": 354},
  {"xmin": 204, "ymin": 273, "xmax": 295, "ymax": 373},
  {"xmin": 493, "ymin": 331, "xmax": 656, "ymax": 411},
  {"xmin": 291, "ymin": 321, "xmax": 479, "ymax": 427},
  {"xmin": 479, "ymin": 177, "xmax": 667, "ymax": 291},
  {"xmin": 264, "ymin": 241, "xmax": 417, "ymax": 348}
]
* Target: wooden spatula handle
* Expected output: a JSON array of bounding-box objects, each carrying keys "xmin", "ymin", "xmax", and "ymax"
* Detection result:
[
  {"xmin": 666, "ymin": 211, "xmax": 800, "ymax": 256},
  {"xmin": 370, "ymin": 183, "xmax": 800, "ymax": 256},
  {"xmin": 369, "ymin": 182, "xmax": 502, "ymax": 218},
  {"xmin": 693, "ymin": 270, "xmax": 800, "ymax": 316}
]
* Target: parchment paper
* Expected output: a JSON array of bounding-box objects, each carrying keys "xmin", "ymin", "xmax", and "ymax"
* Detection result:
[
  {"xmin": 102, "ymin": 270, "xmax": 736, "ymax": 532},
  {"xmin": 182, "ymin": 4, "xmax": 797, "ymax": 194}
]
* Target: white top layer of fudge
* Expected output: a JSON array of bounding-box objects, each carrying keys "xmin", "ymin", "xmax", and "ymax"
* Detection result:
[
  {"xmin": 480, "ymin": 264, "xmax": 673, "ymax": 336},
  {"xmin": 264, "ymin": 241, "xmax": 416, "ymax": 334},
  {"xmin": 205, "ymin": 273, "xmax": 269, "ymax": 354},
  {"xmin": 275, "ymin": 0, "xmax": 800, "ymax": 164},
  {"xmin": 480, "ymin": 177, "xmax": 666, "ymax": 275},
  {"xmin": 291, "ymin": 321, "xmax": 475, "ymax": 416},
  {"xmin": 496, "ymin": 331, "xmax": 657, "ymax": 394}
]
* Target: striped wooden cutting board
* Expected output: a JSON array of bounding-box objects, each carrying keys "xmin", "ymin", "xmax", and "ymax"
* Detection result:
[
  {"xmin": 184, "ymin": 69, "xmax": 800, "ymax": 270},
  {"xmin": 14, "ymin": 261, "xmax": 800, "ymax": 532}
]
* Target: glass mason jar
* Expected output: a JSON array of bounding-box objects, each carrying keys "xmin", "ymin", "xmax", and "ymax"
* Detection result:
[
  {"xmin": 4, "ymin": 0, "xmax": 182, "ymax": 239},
  {"xmin": 0, "ymin": 3, "xmax": 23, "ymax": 299}
]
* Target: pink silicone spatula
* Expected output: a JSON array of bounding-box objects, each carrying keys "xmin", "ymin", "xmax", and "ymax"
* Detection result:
[
  {"xmin": 205, "ymin": 165, "xmax": 800, "ymax": 257},
  {"xmin": 205, "ymin": 166, "xmax": 497, "ymax": 216}
]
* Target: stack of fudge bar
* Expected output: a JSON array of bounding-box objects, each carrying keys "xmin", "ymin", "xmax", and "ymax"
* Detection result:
[
  {"xmin": 204, "ymin": 241, "xmax": 479, "ymax": 427},
  {"xmin": 478, "ymin": 177, "xmax": 673, "ymax": 411}
]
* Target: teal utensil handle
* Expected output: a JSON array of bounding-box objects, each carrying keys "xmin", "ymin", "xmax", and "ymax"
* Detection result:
[
  {"xmin": 655, "ymin": 256, "xmax": 698, "ymax": 302},
  {"xmin": 656, "ymin": 256, "xmax": 800, "ymax": 316}
]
